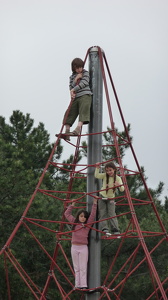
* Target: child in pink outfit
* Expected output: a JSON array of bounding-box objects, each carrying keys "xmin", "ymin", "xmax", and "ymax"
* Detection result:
[{"xmin": 64, "ymin": 198, "xmax": 98, "ymax": 289}]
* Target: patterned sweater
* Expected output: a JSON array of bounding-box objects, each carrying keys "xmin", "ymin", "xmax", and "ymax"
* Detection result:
[
  {"xmin": 69, "ymin": 69, "xmax": 92, "ymax": 98},
  {"xmin": 64, "ymin": 203, "xmax": 97, "ymax": 245},
  {"xmin": 94, "ymin": 168, "xmax": 125, "ymax": 198}
]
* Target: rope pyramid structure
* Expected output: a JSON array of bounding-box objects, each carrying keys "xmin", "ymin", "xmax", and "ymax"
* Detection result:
[{"xmin": 1, "ymin": 46, "xmax": 168, "ymax": 300}]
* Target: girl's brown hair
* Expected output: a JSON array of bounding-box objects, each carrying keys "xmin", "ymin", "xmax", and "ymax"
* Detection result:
[
  {"xmin": 71, "ymin": 58, "xmax": 84, "ymax": 73},
  {"xmin": 105, "ymin": 162, "xmax": 117, "ymax": 194},
  {"xmin": 72, "ymin": 209, "xmax": 89, "ymax": 230}
]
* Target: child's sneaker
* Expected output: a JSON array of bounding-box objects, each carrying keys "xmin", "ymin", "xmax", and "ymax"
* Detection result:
[
  {"xmin": 112, "ymin": 228, "xmax": 120, "ymax": 235},
  {"xmin": 102, "ymin": 228, "xmax": 112, "ymax": 237},
  {"xmin": 105, "ymin": 232, "xmax": 112, "ymax": 237}
]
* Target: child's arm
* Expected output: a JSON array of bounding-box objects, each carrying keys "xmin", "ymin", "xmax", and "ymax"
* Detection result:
[
  {"xmin": 70, "ymin": 89, "xmax": 76, "ymax": 99},
  {"xmin": 93, "ymin": 196, "xmax": 98, "ymax": 204},
  {"xmin": 69, "ymin": 74, "xmax": 79, "ymax": 99},
  {"xmin": 87, "ymin": 197, "xmax": 98, "ymax": 224},
  {"xmin": 95, "ymin": 162, "xmax": 101, "ymax": 168},
  {"xmin": 70, "ymin": 73, "xmax": 83, "ymax": 99},
  {"xmin": 94, "ymin": 162, "xmax": 105, "ymax": 179},
  {"xmin": 74, "ymin": 73, "xmax": 82, "ymax": 83},
  {"xmin": 64, "ymin": 201, "xmax": 75, "ymax": 223},
  {"xmin": 72, "ymin": 70, "xmax": 90, "ymax": 92},
  {"xmin": 115, "ymin": 176, "xmax": 125, "ymax": 192}
]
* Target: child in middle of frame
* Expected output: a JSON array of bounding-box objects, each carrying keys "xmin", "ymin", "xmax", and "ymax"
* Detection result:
[
  {"xmin": 95, "ymin": 161, "xmax": 124, "ymax": 236},
  {"xmin": 64, "ymin": 197, "xmax": 98, "ymax": 290}
]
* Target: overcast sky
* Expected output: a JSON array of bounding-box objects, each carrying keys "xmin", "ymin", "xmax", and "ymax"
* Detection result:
[{"xmin": 1, "ymin": 0, "xmax": 168, "ymax": 201}]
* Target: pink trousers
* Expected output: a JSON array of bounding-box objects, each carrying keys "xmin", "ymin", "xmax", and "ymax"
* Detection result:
[{"xmin": 71, "ymin": 244, "xmax": 88, "ymax": 288}]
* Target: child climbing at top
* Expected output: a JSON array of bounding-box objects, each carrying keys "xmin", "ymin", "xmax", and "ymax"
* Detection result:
[
  {"xmin": 64, "ymin": 197, "xmax": 98, "ymax": 289},
  {"xmin": 63, "ymin": 57, "xmax": 92, "ymax": 140},
  {"xmin": 95, "ymin": 161, "xmax": 124, "ymax": 236}
]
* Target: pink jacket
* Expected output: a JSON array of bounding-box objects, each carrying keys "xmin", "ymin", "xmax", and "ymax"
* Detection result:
[{"xmin": 64, "ymin": 203, "xmax": 97, "ymax": 245}]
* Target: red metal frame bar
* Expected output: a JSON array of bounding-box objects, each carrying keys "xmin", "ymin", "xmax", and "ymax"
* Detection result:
[
  {"xmin": 4, "ymin": 252, "xmax": 11, "ymax": 300},
  {"xmin": 5, "ymin": 250, "xmax": 42, "ymax": 300}
]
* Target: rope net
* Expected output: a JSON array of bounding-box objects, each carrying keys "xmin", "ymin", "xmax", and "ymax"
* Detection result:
[{"xmin": 1, "ymin": 46, "xmax": 167, "ymax": 300}]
